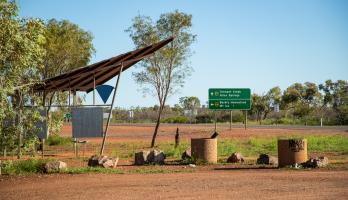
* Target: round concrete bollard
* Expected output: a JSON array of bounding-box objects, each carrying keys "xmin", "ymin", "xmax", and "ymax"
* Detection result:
[
  {"xmin": 278, "ymin": 138, "xmax": 308, "ymax": 167},
  {"xmin": 191, "ymin": 138, "xmax": 217, "ymax": 164}
]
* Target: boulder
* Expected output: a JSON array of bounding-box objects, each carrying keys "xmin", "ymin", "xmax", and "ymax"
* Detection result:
[
  {"xmin": 134, "ymin": 149, "xmax": 166, "ymax": 165},
  {"xmin": 44, "ymin": 161, "xmax": 67, "ymax": 173},
  {"xmin": 181, "ymin": 149, "xmax": 192, "ymax": 160},
  {"xmin": 87, "ymin": 155, "xmax": 99, "ymax": 167},
  {"xmin": 303, "ymin": 156, "xmax": 329, "ymax": 168},
  {"xmin": 227, "ymin": 152, "xmax": 244, "ymax": 163},
  {"xmin": 88, "ymin": 155, "xmax": 119, "ymax": 168},
  {"xmin": 257, "ymin": 154, "xmax": 278, "ymax": 165},
  {"xmin": 134, "ymin": 150, "xmax": 150, "ymax": 165},
  {"xmin": 148, "ymin": 149, "xmax": 166, "ymax": 165}
]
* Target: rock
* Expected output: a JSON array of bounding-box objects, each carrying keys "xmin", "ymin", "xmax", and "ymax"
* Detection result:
[
  {"xmin": 98, "ymin": 155, "xmax": 108, "ymax": 165},
  {"xmin": 88, "ymin": 155, "xmax": 119, "ymax": 168},
  {"xmin": 210, "ymin": 131, "xmax": 219, "ymax": 138},
  {"xmin": 44, "ymin": 161, "xmax": 67, "ymax": 173},
  {"xmin": 87, "ymin": 155, "xmax": 99, "ymax": 167},
  {"xmin": 304, "ymin": 156, "xmax": 329, "ymax": 168},
  {"xmin": 227, "ymin": 152, "xmax": 244, "ymax": 163},
  {"xmin": 181, "ymin": 149, "xmax": 192, "ymax": 160},
  {"xmin": 257, "ymin": 154, "xmax": 278, "ymax": 165},
  {"xmin": 134, "ymin": 150, "xmax": 150, "ymax": 165},
  {"xmin": 188, "ymin": 164, "xmax": 196, "ymax": 168},
  {"xmin": 134, "ymin": 149, "xmax": 166, "ymax": 165},
  {"xmin": 148, "ymin": 149, "xmax": 166, "ymax": 165}
]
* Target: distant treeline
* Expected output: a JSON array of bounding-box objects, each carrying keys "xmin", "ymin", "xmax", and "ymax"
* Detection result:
[{"xmin": 110, "ymin": 80, "xmax": 348, "ymax": 125}]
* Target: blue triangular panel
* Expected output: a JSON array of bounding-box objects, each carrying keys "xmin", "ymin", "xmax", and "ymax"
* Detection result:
[{"xmin": 96, "ymin": 85, "xmax": 114, "ymax": 104}]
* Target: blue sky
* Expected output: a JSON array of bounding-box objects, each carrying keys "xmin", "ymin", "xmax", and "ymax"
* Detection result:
[{"xmin": 18, "ymin": 0, "xmax": 348, "ymax": 108}]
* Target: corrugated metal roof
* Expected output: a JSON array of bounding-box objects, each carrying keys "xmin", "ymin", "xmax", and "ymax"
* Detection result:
[{"xmin": 34, "ymin": 37, "xmax": 174, "ymax": 93}]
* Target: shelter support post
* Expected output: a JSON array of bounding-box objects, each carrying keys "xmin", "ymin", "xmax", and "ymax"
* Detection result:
[
  {"xmin": 41, "ymin": 90, "xmax": 46, "ymax": 158},
  {"xmin": 100, "ymin": 63, "xmax": 124, "ymax": 155},
  {"xmin": 93, "ymin": 73, "xmax": 96, "ymax": 105},
  {"xmin": 72, "ymin": 90, "xmax": 78, "ymax": 157}
]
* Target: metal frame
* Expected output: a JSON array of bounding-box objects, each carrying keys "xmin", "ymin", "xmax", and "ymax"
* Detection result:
[{"xmin": 32, "ymin": 37, "xmax": 174, "ymax": 157}]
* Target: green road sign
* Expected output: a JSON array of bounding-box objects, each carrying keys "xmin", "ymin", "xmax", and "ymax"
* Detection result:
[
  {"xmin": 208, "ymin": 88, "xmax": 251, "ymax": 110},
  {"xmin": 209, "ymin": 88, "xmax": 251, "ymax": 100}
]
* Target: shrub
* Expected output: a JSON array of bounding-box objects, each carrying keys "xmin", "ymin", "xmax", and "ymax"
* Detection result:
[
  {"xmin": 195, "ymin": 114, "xmax": 213, "ymax": 123},
  {"xmin": 161, "ymin": 116, "xmax": 189, "ymax": 123},
  {"xmin": 1, "ymin": 159, "xmax": 50, "ymax": 175},
  {"xmin": 47, "ymin": 134, "xmax": 71, "ymax": 146}
]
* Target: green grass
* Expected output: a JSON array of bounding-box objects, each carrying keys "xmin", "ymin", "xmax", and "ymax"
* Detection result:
[
  {"xmin": 46, "ymin": 134, "xmax": 72, "ymax": 146},
  {"xmin": 104, "ymin": 135, "xmax": 348, "ymax": 161},
  {"xmin": 1, "ymin": 159, "xmax": 51, "ymax": 175},
  {"xmin": 65, "ymin": 167, "xmax": 124, "ymax": 174},
  {"xmin": 307, "ymin": 135, "xmax": 348, "ymax": 153}
]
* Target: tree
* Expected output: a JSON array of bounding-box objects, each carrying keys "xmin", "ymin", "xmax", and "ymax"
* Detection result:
[
  {"xmin": 249, "ymin": 87, "xmax": 281, "ymax": 124},
  {"xmin": 281, "ymin": 82, "xmax": 321, "ymax": 124},
  {"xmin": 250, "ymin": 94, "xmax": 267, "ymax": 124},
  {"xmin": 179, "ymin": 96, "xmax": 200, "ymax": 123},
  {"xmin": 319, "ymin": 80, "xmax": 348, "ymax": 125},
  {"xmin": 179, "ymin": 96, "xmax": 201, "ymax": 110},
  {"xmin": 0, "ymin": 0, "xmax": 46, "ymax": 158},
  {"xmin": 126, "ymin": 10, "xmax": 196, "ymax": 147},
  {"xmin": 42, "ymin": 19, "xmax": 95, "ymax": 135}
]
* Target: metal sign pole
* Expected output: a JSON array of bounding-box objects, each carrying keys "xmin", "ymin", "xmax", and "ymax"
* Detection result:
[
  {"xmin": 214, "ymin": 111, "xmax": 217, "ymax": 132},
  {"xmin": 100, "ymin": 63, "xmax": 124, "ymax": 155},
  {"xmin": 244, "ymin": 110, "xmax": 247, "ymax": 130},
  {"xmin": 230, "ymin": 110, "xmax": 232, "ymax": 131}
]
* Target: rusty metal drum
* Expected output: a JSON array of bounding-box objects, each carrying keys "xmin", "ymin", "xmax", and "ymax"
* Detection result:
[
  {"xmin": 191, "ymin": 138, "xmax": 217, "ymax": 163},
  {"xmin": 278, "ymin": 138, "xmax": 308, "ymax": 167}
]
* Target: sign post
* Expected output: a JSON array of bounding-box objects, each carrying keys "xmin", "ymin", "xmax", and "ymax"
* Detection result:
[{"xmin": 208, "ymin": 88, "xmax": 251, "ymax": 130}]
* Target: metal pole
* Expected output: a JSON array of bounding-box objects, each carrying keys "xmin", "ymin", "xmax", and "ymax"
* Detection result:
[
  {"xmin": 93, "ymin": 73, "xmax": 96, "ymax": 105},
  {"xmin": 230, "ymin": 110, "xmax": 232, "ymax": 131},
  {"xmin": 100, "ymin": 63, "xmax": 124, "ymax": 155},
  {"xmin": 214, "ymin": 111, "xmax": 217, "ymax": 132},
  {"xmin": 320, "ymin": 117, "xmax": 323, "ymax": 127},
  {"xmin": 42, "ymin": 90, "xmax": 46, "ymax": 158},
  {"xmin": 72, "ymin": 90, "xmax": 78, "ymax": 157},
  {"xmin": 244, "ymin": 110, "xmax": 247, "ymax": 130}
]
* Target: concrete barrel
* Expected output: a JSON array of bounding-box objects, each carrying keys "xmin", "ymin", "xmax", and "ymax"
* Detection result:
[
  {"xmin": 278, "ymin": 138, "xmax": 308, "ymax": 167},
  {"xmin": 191, "ymin": 138, "xmax": 217, "ymax": 163}
]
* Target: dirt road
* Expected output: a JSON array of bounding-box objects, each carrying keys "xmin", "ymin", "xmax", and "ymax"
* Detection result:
[
  {"xmin": 1, "ymin": 170, "xmax": 347, "ymax": 200},
  {"xmin": 61, "ymin": 124, "xmax": 348, "ymax": 142}
]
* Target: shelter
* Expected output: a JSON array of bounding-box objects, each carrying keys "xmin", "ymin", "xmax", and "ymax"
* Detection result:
[
  {"xmin": 34, "ymin": 37, "xmax": 174, "ymax": 155},
  {"xmin": 34, "ymin": 37, "xmax": 174, "ymax": 93}
]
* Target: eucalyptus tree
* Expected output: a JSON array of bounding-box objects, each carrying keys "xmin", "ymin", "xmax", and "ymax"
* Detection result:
[
  {"xmin": 42, "ymin": 19, "xmax": 95, "ymax": 134},
  {"xmin": 282, "ymin": 82, "xmax": 321, "ymax": 124},
  {"xmin": 319, "ymin": 80, "xmax": 348, "ymax": 124},
  {"xmin": 0, "ymin": 0, "xmax": 46, "ymax": 158},
  {"xmin": 126, "ymin": 10, "xmax": 196, "ymax": 147}
]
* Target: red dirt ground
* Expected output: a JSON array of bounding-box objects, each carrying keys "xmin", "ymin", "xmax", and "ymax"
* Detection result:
[
  {"xmin": 61, "ymin": 123, "xmax": 348, "ymax": 142},
  {"xmin": 1, "ymin": 170, "xmax": 347, "ymax": 200},
  {"xmin": 1, "ymin": 124, "xmax": 347, "ymax": 199}
]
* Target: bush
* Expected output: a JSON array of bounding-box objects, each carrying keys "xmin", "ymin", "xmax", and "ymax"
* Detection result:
[
  {"xmin": 1, "ymin": 159, "xmax": 50, "ymax": 175},
  {"xmin": 161, "ymin": 116, "xmax": 189, "ymax": 123},
  {"xmin": 195, "ymin": 114, "xmax": 213, "ymax": 123},
  {"xmin": 47, "ymin": 134, "xmax": 71, "ymax": 146}
]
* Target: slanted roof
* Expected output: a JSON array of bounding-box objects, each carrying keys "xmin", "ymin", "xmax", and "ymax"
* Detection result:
[{"xmin": 34, "ymin": 37, "xmax": 174, "ymax": 93}]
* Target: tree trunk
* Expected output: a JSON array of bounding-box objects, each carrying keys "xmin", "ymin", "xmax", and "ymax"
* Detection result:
[
  {"xmin": 151, "ymin": 105, "xmax": 164, "ymax": 148},
  {"xmin": 14, "ymin": 92, "xmax": 23, "ymax": 159}
]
